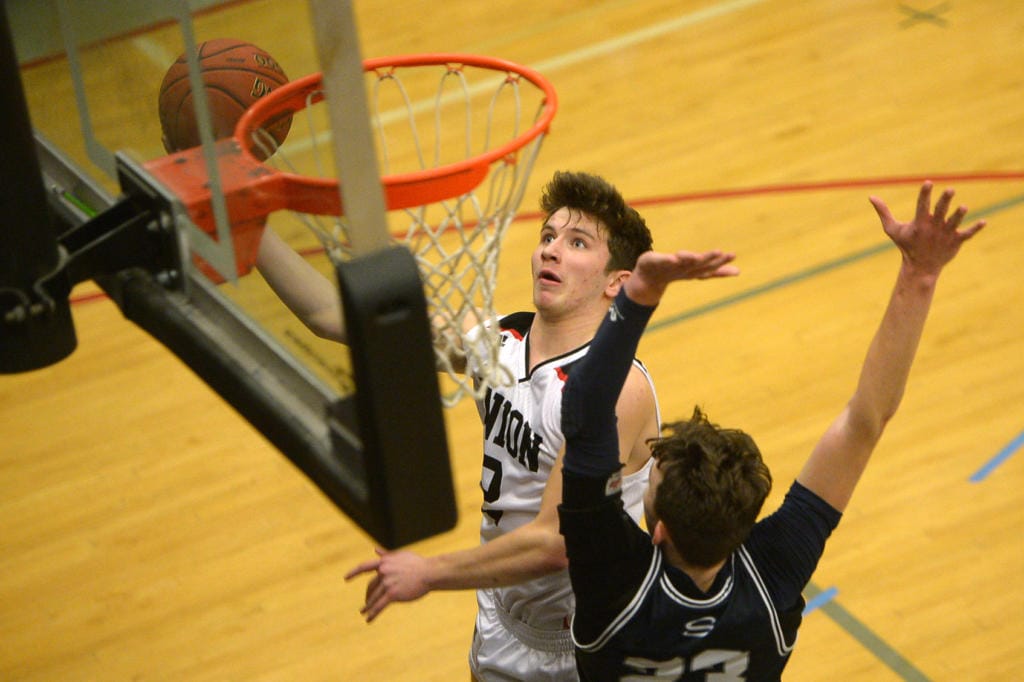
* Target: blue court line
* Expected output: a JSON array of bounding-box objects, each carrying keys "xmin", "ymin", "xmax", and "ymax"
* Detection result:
[
  {"xmin": 803, "ymin": 582, "xmax": 931, "ymax": 681},
  {"xmin": 970, "ymin": 428, "xmax": 1024, "ymax": 482},
  {"xmin": 802, "ymin": 584, "xmax": 838, "ymax": 615}
]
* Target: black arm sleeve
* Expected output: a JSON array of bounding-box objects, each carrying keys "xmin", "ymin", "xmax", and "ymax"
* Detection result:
[
  {"xmin": 559, "ymin": 471, "xmax": 656, "ymax": 642},
  {"xmin": 561, "ymin": 288, "xmax": 655, "ymax": 479},
  {"xmin": 559, "ymin": 288, "xmax": 658, "ymax": 641}
]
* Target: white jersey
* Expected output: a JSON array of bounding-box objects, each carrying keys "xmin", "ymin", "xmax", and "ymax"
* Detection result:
[{"xmin": 469, "ymin": 312, "xmax": 660, "ymax": 633}]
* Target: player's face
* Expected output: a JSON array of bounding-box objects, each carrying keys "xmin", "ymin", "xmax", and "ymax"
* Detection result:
[{"xmin": 531, "ymin": 208, "xmax": 621, "ymax": 318}]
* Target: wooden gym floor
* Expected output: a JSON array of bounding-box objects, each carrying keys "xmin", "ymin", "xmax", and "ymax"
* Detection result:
[{"xmin": 3, "ymin": 1, "xmax": 1023, "ymax": 680}]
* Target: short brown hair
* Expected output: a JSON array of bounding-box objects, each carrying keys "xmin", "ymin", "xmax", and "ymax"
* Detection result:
[
  {"xmin": 540, "ymin": 171, "xmax": 653, "ymax": 271},
  {"xmin": 650, "ymin": 407, "xmax": 773, "ymax": 567}
]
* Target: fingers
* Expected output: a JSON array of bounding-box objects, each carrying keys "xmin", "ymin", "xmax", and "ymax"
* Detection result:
[
  {"xmin": 711, "ymin": 263, "xmax": 741, "ymax": 278},
  {"xmin": 959, "ymin": 219, "xmax": 987, "ymax": 241},
  {"xmin": 701, "ymin": 254, "xmax": 738, "ymax": 279},
  {"xmin": 932, "ymin": 187, "xmax": 954, "ymax": 223},
  {"xmin": 935, "ymin": 196, "xmax": 984, "ymax": 240},
  {"xmin": 351, "ymin": 567, "xmax": 390, "ymax": 622},
  {"xmin": 363, "ymin": 573, "xmax": 382, "ymax": 605},
  {"xmin": 869, "ymin": 195, "xmax": 894, "ymax": 226},
  {"xmin": 873, "ymin": 183, "xmax": 963, "ymax": 232},
  {"xmin": 344, "ymin": 548, "xmax": 385, "ymax": 580},
  {"xmin": 699, "ymin": 250, "xmax": 735, "ymax": 266},
  {"xmin": 679, "ymin": 250, "xmax": 738, "ymax": 278},
  {"xmin": 915, "ymin": 181, "xmax": 934, "ymax": 223},
  {"xmin": 671, "ymin": 249, "xmax": 730, "ymax": 262},
  {"xmin": 944, "ymin": 206, "xmax": 987, "ymax": 243},
  {"xmin": 873, "ymin": 183, "xmax": 986, "ymax": 269},
  {"xmin": 362, "ymin": 577, "xmax": 389, "ymax": 622},
  {"xmin": 345, "ymin": 559, "xmax": 382, "ymax": 580},
  {"xmin": 946, "ymin": 205, "xmax": 967, "ymax": 230},
  {"xmin": 364, "ymin": 602, "xmax": 386, "ymax": 622},
  {"xmin": 693, "ymin": 252, "xmax": 738, "ymax": 278}
]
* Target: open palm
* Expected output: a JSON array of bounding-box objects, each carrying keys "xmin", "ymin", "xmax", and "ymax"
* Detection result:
[{"xmin": 869, "ymin": 182, "xmax": 986, "ymax": 274}]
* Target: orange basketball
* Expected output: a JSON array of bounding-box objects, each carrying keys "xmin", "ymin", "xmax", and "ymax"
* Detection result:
[{"xmin": 157, "ymin": 38, "xmax": 292, "ymax": 155}]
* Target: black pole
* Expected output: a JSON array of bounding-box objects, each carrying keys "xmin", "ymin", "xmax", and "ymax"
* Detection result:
[{"xmin": 0, "ymin": 1, "xmax": 77, "ymax": 372}]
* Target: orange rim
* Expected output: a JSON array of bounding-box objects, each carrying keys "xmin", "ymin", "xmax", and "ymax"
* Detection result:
[{"xmin": 234, "ymin": 53, "xmax": 558, "ymax": 211}]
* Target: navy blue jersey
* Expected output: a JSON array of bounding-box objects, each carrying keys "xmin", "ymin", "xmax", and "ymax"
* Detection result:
[
  {"xmin": 559, "ymin": 479, "xmax": 840, "ymax": 681},
  {"xmin": 558, "ymin": 288, "xmax": 842, "ymax": 681}
]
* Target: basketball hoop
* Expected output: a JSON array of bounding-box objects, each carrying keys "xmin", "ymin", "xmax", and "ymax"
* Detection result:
[{"xmin": 144, "ymin": 53, "xmax": 558, "ymax": 406}]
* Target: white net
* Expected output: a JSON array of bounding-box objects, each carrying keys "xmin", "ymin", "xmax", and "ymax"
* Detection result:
[{"xmin": 252, "ymin": 57, "xmax": 554, "ymax": 407}]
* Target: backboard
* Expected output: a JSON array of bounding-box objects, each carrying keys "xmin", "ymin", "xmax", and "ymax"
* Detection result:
[{"xmin": 1, "ymin": 0, "xmax": 455, "ymax": 548}]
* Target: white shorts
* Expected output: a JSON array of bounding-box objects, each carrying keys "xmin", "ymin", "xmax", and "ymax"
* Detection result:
[{"xmin": 469, "ymin": 588, "xmax": 578, "ymax": 682}]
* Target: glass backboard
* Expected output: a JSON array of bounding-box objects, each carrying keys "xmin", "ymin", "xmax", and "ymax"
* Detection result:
[{"xmin": 1, "ymin": 0, "xmax": 456, "ymax": 548}]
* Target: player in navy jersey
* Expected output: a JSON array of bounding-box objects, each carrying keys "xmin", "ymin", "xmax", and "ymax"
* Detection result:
[{"xmin": 558, "ymin": 182, "xmax": 984, "ymax": 681}]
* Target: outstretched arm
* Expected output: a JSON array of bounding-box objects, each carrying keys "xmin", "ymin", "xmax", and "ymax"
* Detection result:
[
  {"xmin": 256, "ymin": 229, "xmax": 347, "ymax": 342},
  {"xmin": 343, "ymin": 524, "xmax": 566, "ymax": 623},
  {"xmin": 797, "ymin": 182, "xmax": 985, "ymax": 512},
  {"xmin": 256, "ymin": 230, "xmax": 475, "ymax": 368},
  {"xmin": 557, "ymin": 249, "xmax": 738, "ymax": 631},
  {"xmin": 562, "ymin": 249, "xmax": 739, "ymax": 478},
  {"xmin": 343, "ymin": 366, "xmax": 654, "ymax": 622}
]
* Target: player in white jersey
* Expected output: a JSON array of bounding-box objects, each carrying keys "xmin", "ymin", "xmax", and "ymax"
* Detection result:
[
  {"xmin": 344, "ymin": 171, "xmax": 672, "ymax": 681},
  {"xmin": 260, "ymin": 171, "xmax": 680, "ymax": 680},
  {"xmin": 464, "ymin": 311, "xmax": 659, "ymax": 680}
]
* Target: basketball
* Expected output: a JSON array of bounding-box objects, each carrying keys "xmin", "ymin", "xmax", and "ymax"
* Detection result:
[{"xmin": 157, "ymin": 38, "xmax": 292, "ymax": 155}]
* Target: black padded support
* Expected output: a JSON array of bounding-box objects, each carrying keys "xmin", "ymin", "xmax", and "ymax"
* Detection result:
[
  {"xmin": 334, "ymin": 246, "xmax": 457, "ymax": 547},
  {"xmin": 0, "ymin": 3, "xmax": 76, "ymax": 372}
]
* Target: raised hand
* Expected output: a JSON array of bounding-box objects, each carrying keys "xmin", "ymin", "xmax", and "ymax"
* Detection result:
[
  {"xmin": 869, "ymin": 182, "xmax": 986, "ymax": 276},
  {"xmin": 625, "ymin": 249, "xmax": 739, "ymax": 306}
]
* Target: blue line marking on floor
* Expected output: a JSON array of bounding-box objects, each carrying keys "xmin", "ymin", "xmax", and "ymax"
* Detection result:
[
  {"xmin": 970, "ymin": 428, "xmax": 1024, "ymax": 482},
  {"xmin": 802, "ymin": 584, "xmax": 838, "ymax": 615}
]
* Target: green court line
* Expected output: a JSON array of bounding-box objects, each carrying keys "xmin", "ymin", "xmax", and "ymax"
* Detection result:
[
  {"xmin": 648, "ymin": 192, "xmax": 1024, "ymax": 334},
  {"xmin": 804, "ymin": 582, "xmax": 931, "ymax": 681},
  {"xmin": 970, "ymin": 192, "xmax": 1024, "ymax": 218},
  {"xmin": 648, "ymin": 240, "xmax": 895, "ymax": 332}
]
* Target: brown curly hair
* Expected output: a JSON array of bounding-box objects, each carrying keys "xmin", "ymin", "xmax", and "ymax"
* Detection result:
[
  {"xmin": 650, "ymin": 406, "xmax": 773, "ymax": 567},
  {"xmin": 539, "ymin": 171, "xmax": 653, "ymax": 272}
]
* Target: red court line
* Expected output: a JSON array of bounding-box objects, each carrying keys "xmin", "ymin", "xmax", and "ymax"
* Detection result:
[
  {"xmin": 513, "ymin": 170, "xmax": 1024, "ymax": 222},
  {"xmin": 68, "ymin": 170, "xmax": 1024, "ymax": 307},
  {"xmin": 70, "ymin": 291, "xmax": 110, "ymax": 305}
]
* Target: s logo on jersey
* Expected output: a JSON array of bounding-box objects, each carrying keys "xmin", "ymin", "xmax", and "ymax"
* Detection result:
[{"xmin": 683, "ymin": 616, "xmax": 716, "ymax": 638}]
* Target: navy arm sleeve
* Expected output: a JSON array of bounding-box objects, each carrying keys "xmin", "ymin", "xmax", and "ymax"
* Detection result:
[
  {"xmin": 561, "ymin": 288, "xmax": 656, "ymax": 480},
  {"xmin": 559, "ymin": 288, "xmax": 658, "ymax": 640}
]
